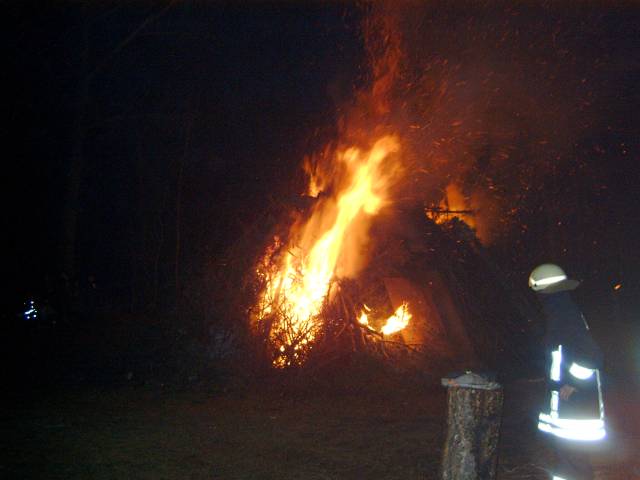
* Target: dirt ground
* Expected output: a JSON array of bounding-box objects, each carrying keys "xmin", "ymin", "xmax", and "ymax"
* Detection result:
[{"xmin": 2, "ymin": 374, "xmax": 638, "ymax": 480}]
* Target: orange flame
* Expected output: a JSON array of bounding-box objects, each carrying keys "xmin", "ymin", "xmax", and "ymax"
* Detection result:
[
  {"xmin": 357, "ymin": 302, "xmax": 412, "ymax": 336},
  {"xmin": 253, "ymin": 10, "xmax": 414, "ymax": 368},
  {"xmin": 255, "ymin": 136, "xmax": 402, "ymax": 366},
  {"xmin": 381, "ymin": 303, "xmax": 412, "ymax": 336},
  {"xmin": 358, "ymin": 304, "xmax": 372, "ymax": 326},
  {"xmin": 427, "ymin": 183, "xmax": 476, "ymax": 229}
]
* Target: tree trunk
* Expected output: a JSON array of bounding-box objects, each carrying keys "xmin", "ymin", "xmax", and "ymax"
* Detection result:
[{"xmin": 440, "ymin": 381, "xmax": 503, "ymax": 480}]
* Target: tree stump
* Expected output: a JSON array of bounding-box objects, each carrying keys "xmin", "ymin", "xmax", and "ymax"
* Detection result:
[{"xmin": 440, "ymin": 373, "xmax": 503, "ymax": 480}]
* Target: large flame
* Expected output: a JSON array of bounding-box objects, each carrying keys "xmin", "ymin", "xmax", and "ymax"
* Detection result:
[
  {"xmin": 253, "ymin": 10, "xmax": 416, "ymax": 368},
  {"xmin": 255, "ymin": 135, "xmax": 405, "ymax": 366}
]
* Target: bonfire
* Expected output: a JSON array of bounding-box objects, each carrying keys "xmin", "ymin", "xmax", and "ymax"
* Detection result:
[{"xmin": 245, "ymin": 6, "xmax": 539, "ymax": 372}]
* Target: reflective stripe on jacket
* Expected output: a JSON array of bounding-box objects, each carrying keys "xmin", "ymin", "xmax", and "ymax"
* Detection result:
[{"xmin": 537, "ymin": 344, "xmax": 606, "ymax": 441}]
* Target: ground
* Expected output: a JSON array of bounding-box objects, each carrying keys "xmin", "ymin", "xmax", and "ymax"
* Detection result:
[{"xmin": 3, "ymin": 376, "xmax": 638, "ymax": 479}]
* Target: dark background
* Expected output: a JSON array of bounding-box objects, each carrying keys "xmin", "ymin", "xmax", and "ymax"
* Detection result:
[
  {"xmin": 7, "ymin": 2, "xmax": 361, "ymax": 311},
  {"xmin": 4, "ymin": 1, "xmax": 639, "ymax": 384}
]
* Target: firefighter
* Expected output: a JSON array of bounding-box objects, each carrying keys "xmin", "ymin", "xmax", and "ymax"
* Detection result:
[{"xmin": 529, "ymin": 263, "xmax": 606, "ymax": 480}]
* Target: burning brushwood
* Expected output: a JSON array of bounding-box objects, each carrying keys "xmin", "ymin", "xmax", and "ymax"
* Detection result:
[
  {"xmin": 245, "ymin": 196, "xmax": 540, "ymax": 374},
  {"xmin": 238, "ymin": 6, "xmax": 542, "ymax": 375},
  {"xmin": 251, "ymin": 136, "xmax": 415, "ymax": 367}
]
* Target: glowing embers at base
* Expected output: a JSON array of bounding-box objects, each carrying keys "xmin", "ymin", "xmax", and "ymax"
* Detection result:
[
  {"xmin": 381, "ymin": 303, "xmax": 411, "ymax": 335},
  {"xmin": 359, "ymin": 303, "xmax": 412, "ymax": 336}
]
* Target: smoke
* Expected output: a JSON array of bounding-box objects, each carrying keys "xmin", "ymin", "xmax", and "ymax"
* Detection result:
[{"xmin": 347, "ymin": 1, "xmax": 631, "ymax": 246}]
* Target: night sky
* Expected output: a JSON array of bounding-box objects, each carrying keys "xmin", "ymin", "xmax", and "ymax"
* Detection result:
[
  {"xmin": 6, "ymin": 2, "xmax": 640, "ymax": 315},
  {"xmin": 8, "ymin": 3, "xmax": 363, "ymax": 309}
]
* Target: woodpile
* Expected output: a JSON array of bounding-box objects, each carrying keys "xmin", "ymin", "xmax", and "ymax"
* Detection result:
[
  {"xmin": 300, "ymin": 204, "xmax": 541, "ymax": 375},
  {"xmin": 221, "ymin": 199, "xmax": 542, "ymax": 376}
]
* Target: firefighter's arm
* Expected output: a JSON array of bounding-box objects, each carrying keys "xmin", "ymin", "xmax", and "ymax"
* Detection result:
[
  {"xmin": 561, "ymin": 352, "xmax": 597, "ymax": 398},
  {"xmin": 559, "ymin": 384, "xmax": 576, "ymax": 400}
]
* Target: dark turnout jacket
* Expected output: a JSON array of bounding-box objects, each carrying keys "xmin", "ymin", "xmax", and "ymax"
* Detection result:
[
  {"xmin": 541, "ymin": 291, "xmax": 603, "ymax": 373},
  {"xmin": 537, "ymin": 291, "xmax": 606, "ymax": 441}
]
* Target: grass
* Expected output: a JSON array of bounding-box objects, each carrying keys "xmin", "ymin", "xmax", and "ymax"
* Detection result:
[
  {"xmin": 2, "ymin": 374, "xmax": 638, "ymax": 479},
  {"xmin": 3, "ymin": 381, "xmax": 444, "ymax": 480}
]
